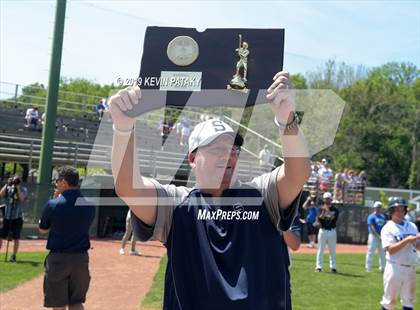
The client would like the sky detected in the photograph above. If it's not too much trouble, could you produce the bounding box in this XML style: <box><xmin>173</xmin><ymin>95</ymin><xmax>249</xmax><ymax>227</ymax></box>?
<box><xmin>0</xmin><ymin>0</ymin><xmax>419</xmax><ymax>91</ymax></box>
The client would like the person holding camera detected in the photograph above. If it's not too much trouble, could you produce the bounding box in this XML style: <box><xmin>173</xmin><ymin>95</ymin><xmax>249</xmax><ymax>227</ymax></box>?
<box><xmin>303</xmin><ymin>192</ymin><xmax>319</xmax><ymax>248</ymax></box>
<box><xmin>0</xmin><ymin>175</ymin><xmax>27</xmax><ymax>262</ymax></box>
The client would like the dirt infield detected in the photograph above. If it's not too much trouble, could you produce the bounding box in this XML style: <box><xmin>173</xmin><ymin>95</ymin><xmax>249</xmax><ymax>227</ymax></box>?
<box><xmin>0</xmin><ymin>239</ymin><xmax>166</xmax><ymax>310</ymax></box>
<box><xmin>0</xmin><ymin>240</ymin><xmax>366</xmax><ymax>309</ymax></box>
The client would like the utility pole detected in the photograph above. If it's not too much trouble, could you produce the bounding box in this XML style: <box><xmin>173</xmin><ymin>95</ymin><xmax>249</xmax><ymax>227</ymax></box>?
<box><xmin>38</xmin><ymin>0</ymin><xmax>67</xmax><ymax>184</ymax></box>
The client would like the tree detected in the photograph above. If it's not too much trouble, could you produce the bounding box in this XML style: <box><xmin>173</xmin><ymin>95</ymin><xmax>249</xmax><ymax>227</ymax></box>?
<box><xmin>319</xmin><ymin>61</ymin><xmax>419</xmax><ymax>188</ymax></box>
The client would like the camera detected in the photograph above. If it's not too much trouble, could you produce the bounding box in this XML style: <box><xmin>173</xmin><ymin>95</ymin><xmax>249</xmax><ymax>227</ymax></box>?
<box><xmin>7</xmin><ymin>176</ymin><xmax>21</xmax><ymax>186</ymax></box>
<box><xmin>12</xmin><ymin>176</ymin><xmax>21</xmax><ymax>186</ymax></box>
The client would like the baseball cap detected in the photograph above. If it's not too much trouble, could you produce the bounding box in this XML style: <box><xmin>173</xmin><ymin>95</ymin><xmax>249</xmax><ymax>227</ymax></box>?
<box><xmin>323</xmin><ymin>192</ymin><xmax>332</xmax><ymax>199</ymax></box>
<box><xmin>321</xmin><ymin>158</ymin><xmax>327</xmax><ymax>163</ymax></box>
<box><xmin>373</xmin><ymin>201</ymin><xmax>382</xmax><ymax>208</ymax></box>
<box><xmin>188</xmin><ymin>120</ymin><xmax>243</xmax><ymax>153</ymax></box>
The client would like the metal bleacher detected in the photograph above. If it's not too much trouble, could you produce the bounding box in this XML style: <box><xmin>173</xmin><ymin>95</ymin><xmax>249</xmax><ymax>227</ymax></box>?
<box><xmin>0</xmin><ymin>106</ymin><xmax>99</xmax><ymax>143</ymax></box>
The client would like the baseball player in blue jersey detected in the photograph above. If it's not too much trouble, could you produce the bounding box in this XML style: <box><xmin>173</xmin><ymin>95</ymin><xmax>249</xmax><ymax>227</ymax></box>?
<box><xmin>365</xmin><ymin>201</ymin><xmax>386</xmax><ymax>272</ymax></box>
<box><xmin>109</xmin><ymin>71</ymin><xmax>310</xmax><ymax>309</ymax></box>
<box><xmin>380</xmin><ymin>197</ymin><xmax>420</xmax><ymax>310</ymax></box>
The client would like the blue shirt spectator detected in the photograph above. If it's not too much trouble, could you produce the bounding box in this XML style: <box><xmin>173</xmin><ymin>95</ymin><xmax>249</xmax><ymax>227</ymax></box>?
<box><xmin>367</xmin><ymin>211</ymin><xmax>386</xmax><ymax>235</ymax></box>
<box><xmin>306</xmin><ymin>205</ymin><xmax>318</xmax><ymax>224</ymax></box>
<box><xmin>39</xmin><ymin>188</ymin><xmax>95</xmax><ymax>253</ymax></box>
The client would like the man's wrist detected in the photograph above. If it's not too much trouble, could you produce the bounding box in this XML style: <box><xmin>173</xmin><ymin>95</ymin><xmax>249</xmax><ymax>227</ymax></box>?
<box><xmin>274</xmin><ymin>112</ymin><xmax>299</xmax><ymax>132</ymax></box>
<box><xmin>113</xmin><ymin>124</ymin><xmax>135</xmax><ymax>135</ymax></box>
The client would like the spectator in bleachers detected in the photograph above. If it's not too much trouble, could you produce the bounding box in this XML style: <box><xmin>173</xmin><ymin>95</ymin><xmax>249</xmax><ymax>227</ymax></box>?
<box><xmin>358</xmin><ymin>171</ymin><xmax>367</xmax><ymax>187</ymax></box>
<box><xmin>258</xmin><ymin>144</ymin><xmax>271</xmax><ymax>167</ymax></box>
<box><xmin>333</xmin><ymin>169</ymin><xmax>345</xmax><ymax>202</ymax></box>
<box><xmin>353</xmin><ymin>171</ymin><xmax>367</xmax><ymax>205</ymax></box>
<box><xmin>304</xmin><ymin>161</ymin><xmax>367</xmax><ymax>205</ymax></box>
<box><xmin>305</xmin><ymin>163</ymin><xmax>319</xmax><ymax>193</ymax></box>
<box><xmin>320</xmin><ymin>158</ymin><xmax>327</xmax><ymax>169</ymax></box>
<box><xmin>180</xmin><ymin>118</ymin><xmax>191</xmax><ymax>146</ymax></box>
<box><xmin>318</xmin><ymin>160</ymin><xmax>333</xmax><ymax>193</ymax></box>
<box><xmin>344</xmin><ymin>170</ymin><xmax>356</xmax><ymax>203</ymax></box>
<box><xmin>159</xmin><ymin>119</ymin><xmax>172</xmax><ymax>149</ymax></box>
<box><xmin>175</xmin><ymin>121</ymin><xmax>183</xmax><ymax>137</ymax></box>
<box><xmin>310</xmin><ymin>162</ymin><xmax>319</xmax><ymax>179</ymax></box>
<box><xmin>24</xmin><ymin>106</ymin><xmax>41</xmax><ymax>128</ymax></box>
<box><xmin>41</xmin><ymin>112</ymin><xmax>46</xmax><ymax>127</ymax></box>
<box><xmin>95</xmin><ymin>98</ymin><xmax>108</xmax><ymax>120</ymax></box>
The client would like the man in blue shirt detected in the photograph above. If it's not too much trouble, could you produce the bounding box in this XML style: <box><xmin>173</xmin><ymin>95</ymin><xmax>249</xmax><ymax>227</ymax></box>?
<box><xmin>109</xmin><ymin>71</ymin><xmax>310</xmax><ymax>309</ymax></box>
<box><xmin>0</xmin><ymin>175</ymin><xmax>27</xmax><ymax>263</ymax></box>
<box><xmin>365</xmin><ymin>201</ymin><xmax>386</xmax><ymax>272</ymax></box>
<box><xmin>302</xmin><ymin>193</ymin><xmax>318</xmax><ymax>248</ymax></box>
<box><xmin>39</xmin><ymin>166</ymin><xmax>95</xmax><ymax>309</ymax></box>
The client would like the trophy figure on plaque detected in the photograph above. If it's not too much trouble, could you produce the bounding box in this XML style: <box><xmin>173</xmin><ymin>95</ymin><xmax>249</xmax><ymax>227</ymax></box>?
<box><xmin>228</xmin><ymin>34</ymin><xmax>250</xmax><ymax>92</ymax></box>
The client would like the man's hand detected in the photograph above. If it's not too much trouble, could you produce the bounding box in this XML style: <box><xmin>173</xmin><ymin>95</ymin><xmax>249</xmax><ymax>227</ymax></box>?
<box><xmin>109</xmin><ymin>86</ymin><xmax>141</xmax><ymax>131</ymax></box>
<box><xmin>266</xmin><ymin>71</ymin><xmax>295</xmax><ymax>125</ymax></box>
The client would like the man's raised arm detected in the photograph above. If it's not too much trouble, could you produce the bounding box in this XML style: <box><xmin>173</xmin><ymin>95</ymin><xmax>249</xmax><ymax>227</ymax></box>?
<box><xmin>109</xmin><ymin>86</ymin><xmax>157</xmax><ymax>226</ymax></box>
<box><xmin>267</xmin><ymin>71</ymin><xmax>311</xmax><ymax>209</ymax></box>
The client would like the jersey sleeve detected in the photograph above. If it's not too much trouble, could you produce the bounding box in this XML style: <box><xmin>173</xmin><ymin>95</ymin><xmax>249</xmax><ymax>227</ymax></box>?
<box><xmin>380</xmin><ymin>224</ymin><xmax>394</xmax><ymax>250</ymax></box>
<box><xmin>367</xmin><ymin>214</ymin><xmax>374</xmax><ymax>225</ymax></box>
<box><xmin>131</xmin><ymin>178</ymin><xmax>190</xmax><ymax>243</ymax></box>
<box><xmin>249</xmin><ymin>167</ymin><xmax>301</xmax><ymax>232</ymax></box>
<box><xmin>290</xmin><ymin>215</ymin><xmax>301</xmax><ymax>237</ymax></box>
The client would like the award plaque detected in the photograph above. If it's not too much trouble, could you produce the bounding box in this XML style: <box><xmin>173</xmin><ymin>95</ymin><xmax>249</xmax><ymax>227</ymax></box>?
<box><xmin>125</xmin><ymin>26</ymin><xmax>284</xmax><ymax>117</ymax></box>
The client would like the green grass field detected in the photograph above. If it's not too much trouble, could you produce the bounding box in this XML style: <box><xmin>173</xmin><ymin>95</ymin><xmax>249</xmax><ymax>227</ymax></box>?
<box><xmin>0</xmin><ymin>251</ymin><xmax>47</xmax><ymax>292</ymax></box>
<box><xmin>142</xmin><ymin>253</ymin><xmax>420</xmax><ymax>310</ymax></box>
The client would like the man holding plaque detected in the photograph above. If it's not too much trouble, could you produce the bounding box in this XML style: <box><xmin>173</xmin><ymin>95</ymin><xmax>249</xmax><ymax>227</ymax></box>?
<box><xmin>109</xmin><ymin>64</ymin><xmax>310</xmax><ymax>309</ymax></box>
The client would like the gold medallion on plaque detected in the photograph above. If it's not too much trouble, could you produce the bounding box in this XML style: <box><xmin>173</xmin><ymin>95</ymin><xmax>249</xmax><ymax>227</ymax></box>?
<box><xmin>167</xmin><ymin>36</ymin><xmax>199</xmax><ymax>66</ymax></box>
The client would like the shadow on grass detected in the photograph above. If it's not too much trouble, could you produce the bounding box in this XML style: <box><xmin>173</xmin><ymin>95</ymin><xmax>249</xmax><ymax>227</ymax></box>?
<box><xmin>1</xmin><ymin>260</ymin><xmax>42</xmax><ymax>267</ymax></box>
<box><xmin>139</xmin><ymin>254</ymin><xmax>162</xmax><ymax>259</ymax></box>
<box><xmin>333</xmin><ymin>272</ymin><xmax>365</xmax><ymax>278</ymax></box>
<box><xmin>292</xmin><ymin>256</ymin><xmax>370</xmax><ymax>268</ymax></box>
<box><xmin>15</xmin><ymin>260</ymin><xmax>42</xmax><ymax>267</ymax></box>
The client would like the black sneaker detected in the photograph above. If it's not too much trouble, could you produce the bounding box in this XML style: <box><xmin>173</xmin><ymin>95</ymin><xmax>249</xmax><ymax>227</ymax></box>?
<box><xmin>9</xmin><ymin>255</ymin><xmax>16</xmax><ymax>263</ymax></box>
<box><xmin>315</xmin><ymin>268</ymin><xmax>322</xmax><ymax>272</ymax></box>
<box><xmin>331</xmin><ymin>268</ymin><xmax>337</xmax><ymax>273</ymax></box>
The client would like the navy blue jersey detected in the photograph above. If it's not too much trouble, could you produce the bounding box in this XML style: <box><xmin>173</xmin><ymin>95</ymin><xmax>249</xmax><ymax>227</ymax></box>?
<box><xmin>133</xmin><ymin>168</ymin><xmax>300</xmax><ymax>310</ymax></box>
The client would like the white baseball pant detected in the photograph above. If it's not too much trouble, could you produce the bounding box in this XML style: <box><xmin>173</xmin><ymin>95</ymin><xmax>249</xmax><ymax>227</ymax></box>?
<box><xmin>380</xmin><ymin>263</ymin><xmax>416</xmax><ymax>309</ymax></box>
<box><xmin>365</xmin><ymin>233</ymin><xmax>386</xmax><ymax>272</ymax></box>
<box><xmin>316</xmin><ymin>228</ymin><xmax>337</xmax><ymax>270</ymax></box>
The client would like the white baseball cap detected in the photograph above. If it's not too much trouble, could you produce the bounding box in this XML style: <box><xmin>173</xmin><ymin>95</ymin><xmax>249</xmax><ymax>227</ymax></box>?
<box><xmin>373</xmin><ymin>201</ymin><xmax>382</xmax><ymax>208</ymax></box>
<box><xmin>323</xmin><ymin>192</ymin><xmax>332</xmax><ymax>199</ymax></box>
<box><xmin>188</xmin><ymin>120</ymin><xmax>243</xmax><ymax>153</ymax></box>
